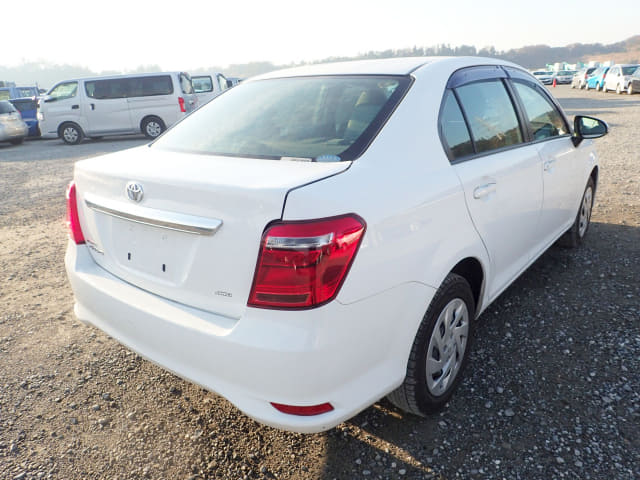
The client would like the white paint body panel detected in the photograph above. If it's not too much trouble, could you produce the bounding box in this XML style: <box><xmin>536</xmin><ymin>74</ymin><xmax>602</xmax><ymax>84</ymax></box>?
<box><xmin>66</xmin><ymin>57</ymin><xmax>601</xmax><ymax>432</ymax></box>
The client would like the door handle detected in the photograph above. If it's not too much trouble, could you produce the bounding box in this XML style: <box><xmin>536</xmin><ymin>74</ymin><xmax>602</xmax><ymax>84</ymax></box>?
<box><xmin>473</xmin><ymin>183</ymin><xmax>497</xmax><ymax>199</ymax></box>
<box><xmin>543</xmin><ymin>159</ymin><xmax>556</xmax><ymax>171</ymax></box>
<box><xmin>71</xmin><ymin>105</ymin><xmax>79</xmax><ymax>110</ymax></box>
<box><xmin>90</xmin><ymin>103</ymin><xmax>95</xmax><ymax>111</ymax></box>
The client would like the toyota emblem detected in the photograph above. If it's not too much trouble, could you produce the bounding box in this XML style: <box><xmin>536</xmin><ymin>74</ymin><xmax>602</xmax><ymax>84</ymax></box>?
<box><xmin>126</xmin><ymin>181</ymin><xmax>144</xmax><ymax>203</ymax></box>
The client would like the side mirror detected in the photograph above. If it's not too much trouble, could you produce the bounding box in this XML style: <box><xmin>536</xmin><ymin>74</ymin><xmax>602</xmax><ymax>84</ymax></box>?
<box><xmin>572</xmin><ymin>115</ymin><xmax>608</xmax><ymax>147</ymax></box>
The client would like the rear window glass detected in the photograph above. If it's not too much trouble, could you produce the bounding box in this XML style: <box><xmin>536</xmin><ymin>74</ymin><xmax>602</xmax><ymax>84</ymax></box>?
<box><xmin>9</xmin><ymin>99</ymin><xmax>37</xmax><ymax>112</ymax></box>
<box><xmin>193</xmin><ymin>76</ymin><xmax>213</xmax><ymax>93</ymax></box>
<box><xmin>455</xmin><ymin>80</ymin><xmax>523</xmax><ymax>154</ymax></box>
<box><xmin>439</xmin><ymin>91</ymin><xmax>473</xmax><ymax>160</ymax></box>
<box><xmin>622</xmin><ymin>66</ymin><xmax>639</xmax><ymax>75</ymax></box>
<box><xmin>153</xmin><ymin>75</ymin><xmax>411</xmax><ymax>161</ymax></box>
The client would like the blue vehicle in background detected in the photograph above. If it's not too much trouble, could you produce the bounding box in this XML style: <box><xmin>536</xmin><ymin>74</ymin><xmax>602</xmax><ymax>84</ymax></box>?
<box><xmin>0</xmin><ymin>86</ymin><xmax>40</xmax><ymax>101</ymax></box>
<box><xmin>9</xmin><ymin>97</ymin><xmax>40</xmax><ymax>136</ymax></box>
<box><xmin>585</xmin><ymin>67</ymin><xmax>610</xmax><ymax>91</ymax></box>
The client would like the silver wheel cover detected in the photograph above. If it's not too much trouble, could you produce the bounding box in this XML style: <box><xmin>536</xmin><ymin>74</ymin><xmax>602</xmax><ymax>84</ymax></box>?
<box><xmin>426</xmin><ymin>298</ymin><xmax>469</xmax><ymax>396</ymax></box>
<box><xmin>146</xmin><ymin>121</ymin><xmax>162</xmax><ymax>137</ymax></box>
<box><xmin>63</xmin><ymin>127</ymin><xmax>78</xmax><ymax>143</ymax></box>
<box><xmin>578</xmin><ymin>186</ymin><xmax>593</xmax><ymax>237</ymax></box>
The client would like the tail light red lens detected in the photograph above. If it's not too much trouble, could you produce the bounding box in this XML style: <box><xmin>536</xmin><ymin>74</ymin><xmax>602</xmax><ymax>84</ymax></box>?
<box><xmin>248</xmin><ymin>214</ymin><xmax>366</xmax><ymax>309</ymax></box>
<box><xmin>178</xmin><ymin>97</ymin><xmax>186</xmax><ymax>113</ymax></box>
<box><xmin>271</xmin><ymin>402</ymin><xmax>334</xmax><ymax>416</ymax></box>
<box><xmin>66</xmin><ymin>181</ymin><xmax>85</xmax><ymax>244</ymax></box>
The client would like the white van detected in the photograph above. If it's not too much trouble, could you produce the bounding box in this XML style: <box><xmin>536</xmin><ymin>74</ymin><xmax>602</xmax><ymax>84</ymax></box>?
<box><xmin>38</xmin><ymin>72</ymin><xmax>197</xmax><ymax>144</ymax></box>
<box><xmin>192</xmin><ymin>73</ymin><xmax>231</xmax><ymax>105</ymax></box>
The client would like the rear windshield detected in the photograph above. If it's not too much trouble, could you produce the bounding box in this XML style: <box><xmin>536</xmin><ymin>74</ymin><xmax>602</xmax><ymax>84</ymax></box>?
<box><xmin>153</xmin><ymin>75</ymin><xmax>411</xmax><ymax>161</ymax></box>
<box><xmin>622</xmin><ymin>66</ymin><xmax>639</xmax><ymax>75</ymax></box>
<box><xmin>0</xmin><ymin>101</ymin><xmax>17</xmax><ymax>114</ymax></box>
<box><xmin>9</xmin><ymin>99</ymin><xmax>37</xmax><ymax>112</ymax></box>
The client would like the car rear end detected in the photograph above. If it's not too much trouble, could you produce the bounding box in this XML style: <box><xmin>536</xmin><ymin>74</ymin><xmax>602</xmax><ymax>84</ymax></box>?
<box><xmin>0</xmin><ymin>100</ymin><xmax>28</xmax><ymax>143</ymax></box>
<box><xmin>64</xmin><ymin>70</ymin><xmax>436</xmax><ymax>432</ymax></box>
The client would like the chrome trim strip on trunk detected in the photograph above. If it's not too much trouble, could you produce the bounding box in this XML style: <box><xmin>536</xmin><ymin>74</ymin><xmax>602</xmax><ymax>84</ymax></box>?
<box><xmin>84</xmin><ymin>195</ymin><xmax>222</xmax><ymax>236</ymax></box>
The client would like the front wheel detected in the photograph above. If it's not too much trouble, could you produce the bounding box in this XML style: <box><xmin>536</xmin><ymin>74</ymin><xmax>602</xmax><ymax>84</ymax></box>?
<box><xmin>629</xmin><ymin>84</ymin><xmax>635</xmax><ymax>95</ymax></box>
<box><xmin>141</xmin><ymin>116</ymin><xmax>165</xmax><ymax>139</ymax></box>
<box><xmin>387</xmin><ymin>273</ymin><xmax>475</xmax><ymax>416</ymax></box>
<box><xmin>558</xmin><ymin>177</ymin><xmax>595</xmax><ymax>248</ymax></box>
<box><xmin>616</xmin><ymin>84</ymin><xmax>622</xmax><ymax>94</ymax></box>
<box><xmin>59</xmin><ymin>123</ymin><xmax>84</xmax><ymax>145</ymax></box>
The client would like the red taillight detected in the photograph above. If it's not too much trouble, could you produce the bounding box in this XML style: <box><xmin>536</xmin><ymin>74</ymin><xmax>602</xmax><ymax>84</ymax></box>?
<box><xmin>248</xmin><ymin>214</ymin><xmax>366</xmax><ymax>309</ymax></box>
<box><xmin>271</xmin><ymin>402</ymin><xmax>334</xmax><ymax>416</ymax></box>
<box><xmin>178</xmin><ymin>96</ymin><xmax>186</xmax><ymax>113</ymax></box>
<box><xmin>66</xmin><ymin>181</ymin><xmax>85</xmax><ymax>244</ymax></box>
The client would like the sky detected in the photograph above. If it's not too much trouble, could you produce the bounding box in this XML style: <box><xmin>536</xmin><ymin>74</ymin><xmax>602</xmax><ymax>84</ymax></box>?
<box><xmin>4</xmin><ymin>0</ymin><xmax>639</xmax><ymax>72</ymax></box>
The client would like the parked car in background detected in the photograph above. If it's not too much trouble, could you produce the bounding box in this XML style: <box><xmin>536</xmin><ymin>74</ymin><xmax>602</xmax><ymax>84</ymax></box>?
<box><xmin>65</xmin><ymin>56</ymin><xmax>608</xmax><ymax>433</ymax></box>
<box><xmin>38</xmin><ymin>72</ymin><xmax>198</xmax><ymax>144</ymax></box>
<box><xmin>192</xmin><ymin>73</ymin><xmax>230</xmax><ymax>105</ymax></box>
<box><xmin>627</xmin><ymin>67</ymin><xmax>640</xmax><ymax>94</ymax></box>
<box><xmin>0</xmin><ymin>86</ymin><xmax>40</xmax><ymax>101</ymax></box>
<box><xmin>585</xmin><ymin>67</ymin><xmax>610</xmax><ymax>91</ymax></box>
<box><xmin>9</xmin><ymin>97</ymin><xmax>40</xmax><ymax>136</ymax></box>
<box><xmin>571</xmin><ymin>67</ymin><xmax>597</xmax><ymax>89</ymax></box>
<box><xmin>0</xmin><ymin>100</ymin><xmax>29</xmax><ymax>145</ymax></box>
<box><xmin>552</xmin><ymin>70</ymin><xmax>575</xmax><ymax>84</ymax></box>
<box><xmin>532</xmin><ymin>70</ymin><xmax>553</xmax><ymax>85</ymax></box>
<box><xmin>603</xmin><ymin>64</ymin><xmax>640</xmax><ymax>93</ymax></box>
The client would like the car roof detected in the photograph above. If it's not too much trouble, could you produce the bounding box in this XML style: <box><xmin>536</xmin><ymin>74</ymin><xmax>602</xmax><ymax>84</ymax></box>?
<box><xmin>251</xmin><ymin>56</ymin><xmax>524</xmax><ymax>80</ymax></box>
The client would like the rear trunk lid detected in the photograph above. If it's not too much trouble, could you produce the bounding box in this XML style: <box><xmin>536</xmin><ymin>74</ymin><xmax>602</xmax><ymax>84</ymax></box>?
<box><xmin>74</xmin><ymin>146</ymin><xmax>350</xmax><ymax>319</ymax></box>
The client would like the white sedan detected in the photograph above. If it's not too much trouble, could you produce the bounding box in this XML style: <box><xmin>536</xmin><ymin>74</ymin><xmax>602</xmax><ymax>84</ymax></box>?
<box><xmin>65</xmin><ymin>57</ymin><xmax>607</xmax><ymax>433</ymax></box>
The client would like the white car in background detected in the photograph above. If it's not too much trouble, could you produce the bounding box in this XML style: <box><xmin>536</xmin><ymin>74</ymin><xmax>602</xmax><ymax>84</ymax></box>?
<box><xmin>192</xmin><ymin>72</ymin><xmax>231</xmax><ymax>104</ymax></box>
<box><xmin>65</xmin><ymin>57</ymin><xmax>607</xmax><ymax>433</ymax></box>
<box><xmin>602</xmin><ymin>64</ymin><xmax>640</xmax><ymax>93</ymax></box>
<box><xmin>531</xmin><ymin>70</ymin><xmax>553</xmax><ymax>85</ymax></box>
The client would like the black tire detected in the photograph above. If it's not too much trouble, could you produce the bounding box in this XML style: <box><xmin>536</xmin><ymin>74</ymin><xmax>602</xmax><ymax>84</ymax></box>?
<box><xmin>558</xmin><ymin>177</ymin><xmax>595</xmax><ymax>248</ymax></box>
<box><xmin>89</xmin><ymin>136</ymin><xmax>103</xmax><ymax>140</ymax></box>
<box><xmin>616</xmin><ymin>84</ymin><xmax>622</xmax><ymax>94</ymax></box>
<box><xmin>59</xmin><ymin>123</ymin><xmax>84</xmax><ymax>145</ymax></box>
<box><xmin>141</xmin><ymin>116</ymin><xmax>165</xmax><ymax>139</ymax></box>
<box><xmin>595</xmin><ymin>82</ymin><xmax>601</xmax><ymax>91</ymax></box>
<box><xmin>629</xmin><ymin>84</ymin><xmax>634</xmax><ymax>95</ymax></box>
<box><xmin>10</xmin><ymin>137</ymin><xmax>24</xmax><ymax>145</ymax></box>
<box><xmin>387</xmin><ymin>273</ymin><xmax>475</xmax><ymax>416</ymax></box>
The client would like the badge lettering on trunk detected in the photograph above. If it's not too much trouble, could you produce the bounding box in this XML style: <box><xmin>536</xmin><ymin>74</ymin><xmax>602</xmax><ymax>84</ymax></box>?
<box><xmin>126</xmin><ymin>181</ymin><xmax>144</xmax><ymax>203</ymax></box>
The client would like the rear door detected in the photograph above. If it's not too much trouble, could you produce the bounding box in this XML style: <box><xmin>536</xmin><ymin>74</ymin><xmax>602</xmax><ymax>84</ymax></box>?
<box><xmin>84</xmin><ymin>78</ymin><xmax>134</xmax><ymax>135</ymax></box>
<box><xmin>440</xmin><ymin>71</ymin><xmax>544</xmax><ymax>299</ymax></box>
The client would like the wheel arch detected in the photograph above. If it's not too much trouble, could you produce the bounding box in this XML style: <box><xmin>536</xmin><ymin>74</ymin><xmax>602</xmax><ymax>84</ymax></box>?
<box><xmin>590</xmin><ymin>165</ymin><xmax>599</xmax><ymax>194</ymax></box>
<box><xmin>450</xmin><ymin>257</ymin><xmax>485</xmax><ymax>317</ymax></box>
<box><xmin>57</xmin><ymin>121</ymin><xmax>83</xmax><ymax>138</ymax></box>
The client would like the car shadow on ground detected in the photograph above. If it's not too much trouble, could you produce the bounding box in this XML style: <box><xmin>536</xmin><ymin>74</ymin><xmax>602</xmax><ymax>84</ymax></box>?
<box><xmin>319</xmin><ymin>221</ymin><xmax>639</xmax><ymax>479</ymax></box>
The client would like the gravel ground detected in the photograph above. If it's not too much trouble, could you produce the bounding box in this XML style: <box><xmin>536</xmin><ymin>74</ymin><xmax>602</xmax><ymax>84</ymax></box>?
<box><xmin>1</xmin><ymin>85</ymin><xmax>638</xmax><ymax>480</ymax></box>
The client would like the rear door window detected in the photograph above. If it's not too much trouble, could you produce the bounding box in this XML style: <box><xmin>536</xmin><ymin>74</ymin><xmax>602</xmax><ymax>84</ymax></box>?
<box><xmin>455</xmin><ymin>80</ymin><xmax>523</xmax><ymax>154</ymax></box>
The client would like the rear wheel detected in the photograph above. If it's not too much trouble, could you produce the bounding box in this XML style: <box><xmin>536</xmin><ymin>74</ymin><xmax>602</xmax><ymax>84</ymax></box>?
<box><xmin>141</xmin><ymin>116</ymin><xmax>165</xmax><ymax>139</ymax></box>
<box><xmin>629</xmin><ymin>84</ymin><xmax>635</xmax><ymax>95</ymax></box>
<box><xmin>558</xmin><ymin>177</ymin><xmax>595</xmax><ymax>248</ymax></box>
<box><xmin>10</xmin><ymin>137</ymin><xmax>24</xmax><ymax>145</ymax></box>
<box><xmin>387</xmin><ymin>273</ymin><xmax>474</xmax><ymax>416</ymax></box>
<box><xmin>59</xmin><ymin>123</ymin><xmax>84</xmax><ymax>145</ymax></box>
<box><xmin>616</xmin><ymin>84</ymin><xmax>622</xmax><ymax>94</ymax></box>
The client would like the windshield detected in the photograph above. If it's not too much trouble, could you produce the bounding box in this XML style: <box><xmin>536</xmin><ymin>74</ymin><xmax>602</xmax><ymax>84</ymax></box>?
<box><xmin>153</xmin><ymin>75</ymin><xmax>411</xmax><ymax>161</ymax></box>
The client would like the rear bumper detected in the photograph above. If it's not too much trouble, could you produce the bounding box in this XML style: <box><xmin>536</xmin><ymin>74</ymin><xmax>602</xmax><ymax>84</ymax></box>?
<box><xmin>65</xmin><ymin>242</ymin><xmax>433</xmax><ymax>433</ymax></box>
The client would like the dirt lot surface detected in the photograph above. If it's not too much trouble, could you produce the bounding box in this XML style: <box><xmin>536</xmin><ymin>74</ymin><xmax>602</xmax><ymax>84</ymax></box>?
<box><xmin>1</xmin><ymin>86</ymin><xmax>639</xmax><ymax>480</ymax></box>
